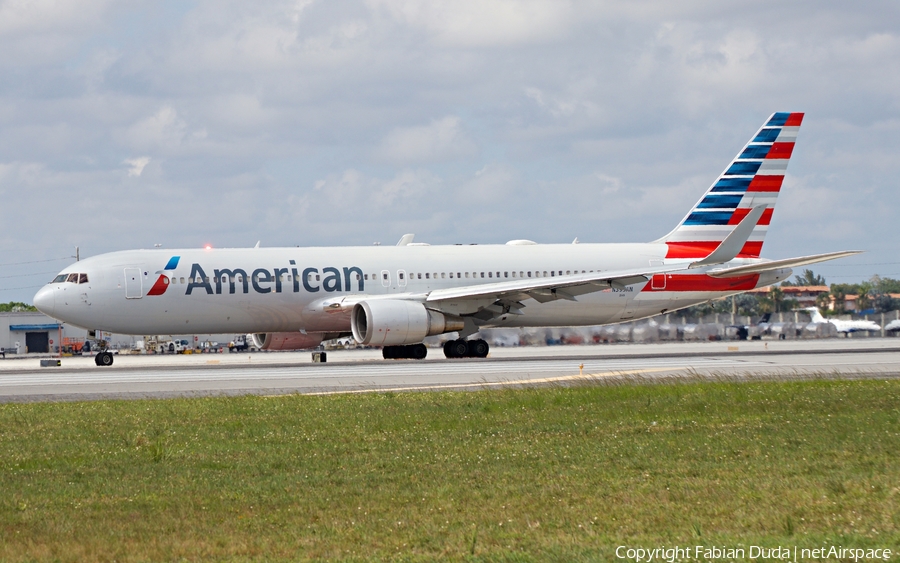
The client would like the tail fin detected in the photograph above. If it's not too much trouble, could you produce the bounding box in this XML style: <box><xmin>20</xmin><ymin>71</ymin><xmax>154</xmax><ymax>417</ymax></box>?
<box><xmin>805</xmin><ymin>307</ymin><xmax>826</xmax><ymax>323</ymax></box>
<box><xmin>657</xmin><ymin>112</ymin><xmax>804</xmax><ymax>259</ymax></box>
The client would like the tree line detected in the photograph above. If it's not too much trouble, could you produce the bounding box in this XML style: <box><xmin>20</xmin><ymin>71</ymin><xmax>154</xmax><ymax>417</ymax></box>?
<box><xmin>685</xmin><ymin>269</ymin><xmax>900</xmax><ymax>318</ymax></box>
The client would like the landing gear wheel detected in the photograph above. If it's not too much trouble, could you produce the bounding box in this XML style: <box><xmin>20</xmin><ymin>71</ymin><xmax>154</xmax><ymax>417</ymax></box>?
<box><xmin>468</xmin><ymin>339</ymin><xmax>489</xmax><ymax>358</ymax></box>
<box><xmin>383</xmin><ymin>344</ymin><xmax>428</xmax><ymax>360</ymax></box>
<box><xmin>95</xmin><ymin>352</ymin><xmax>113</xmax><ymax>366</ymax></box>
<box><xmin>451</xmin><ymin>339</ymin><xmax>469</xmax><ymax>358</ymax></box>
<box><xmin>411</xmin><ymin>343</ymin><xmax>427</xmax><ymax>360</ymax></box>
<box><xmin>445</xmin><ymin>338</ymin><xmax>476</xmax><ymax>358</ymax></box>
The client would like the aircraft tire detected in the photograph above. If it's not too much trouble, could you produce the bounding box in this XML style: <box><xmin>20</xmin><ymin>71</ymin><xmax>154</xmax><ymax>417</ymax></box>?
<box><xmin>411</xmin><ymin>343</ymin><xmax>427</xmax><ymax>360</ymax></box>
<box><xmin>468</xmin><ymin>339</ymin><xmax>489</xmax><ymax>358</ymax></box>
<box><xmin>444</xmin><ymin>339</ymin><xmax>468</xmax><ymax>358</ymax></box>
<box><xmin>97</xmin><ymin>352</ymin><xmax>114</xmax><ymax>366</ymax></box>
<box><xmin>443</xmin><ymin>340</ymin><xmax>457</xmax><ymax>358</ymax></box>
<box><xmin>383</xmin><ymin>344</ymin><xmax>427</xmax><ymax>360</ymax></box>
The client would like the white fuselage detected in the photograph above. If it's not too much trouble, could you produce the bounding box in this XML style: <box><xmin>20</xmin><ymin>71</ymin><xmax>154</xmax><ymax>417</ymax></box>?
<box><xmin>33</xmin><ymin>243</ymin><xmax>783</xmax><ymax>336</ymax></box>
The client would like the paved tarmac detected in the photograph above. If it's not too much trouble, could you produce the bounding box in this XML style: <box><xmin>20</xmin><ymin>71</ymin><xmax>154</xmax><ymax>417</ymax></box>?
<box><xmin>1</xmin><ymin>339</ymin><xmax>898</xmax><ymax>402</ymax></box>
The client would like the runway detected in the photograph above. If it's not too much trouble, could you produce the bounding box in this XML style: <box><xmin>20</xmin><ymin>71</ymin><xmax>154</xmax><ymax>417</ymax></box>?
<box><xmin>1</xmin><ymin>339</ymin><xmax>899</xmax><ymax>402</ymax></box>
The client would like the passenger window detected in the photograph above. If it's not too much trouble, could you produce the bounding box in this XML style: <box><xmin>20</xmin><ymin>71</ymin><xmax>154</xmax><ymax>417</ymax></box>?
<box><xmin>449</xmin><ymin>272</ymin><xmax>454</xmax><ymax>278</ymax></box>
<box><xmin>520</xmin><ymin>272</ymin><xmax>524</xmax><ymax>278</ymax></box>
<box><xmin>356</xmin><ymin>274</ymin><xmax>361</xmax><ymax>281</ymax></box>
<box><xmin>457</xmin><ymin>272</ymin><xmax>461</xmax><ymax>278</ymax></box>
<box><xmin>551</xmin><ymin>271</ymin><xmax>555</xmax><ymax>277</ymax></box>
<box><xmin>418</xmin><ymin>273</ymin><xmax>422</xmax><ymax>279</ymax></box>
<box><xmin>441</xmin><ymin>273</ymin><xmax>446</xmax><ymax>279</ymax></box>
<box><xmin>528</xmin><ymin>272</ymin><xmax>532</xmax><ymax>277</ymax></box>
<box><xmin>465</xmin><ymin>272</ymin><xmax>469</xmax><ymax>278</ymax></box>
<box><xmin>504</xmin><ymin>272</ymin><xmax>508</xmax><ymax>278</ymax></box>
<box><xmin>364</xmin><ymin>274</ymin><xmax>368</xmax><ymax>280</ymax></box>
<box><xmin>488</xmin><ymin>272</ymin><xmax>493</xmax><ymax>278</ymax></box>
<box><xmin>426</xmin><ymin>273</ymin><xmax>430</xmax><ymax>279</ymax></box>
<box><xmin>480</xmin><ymin>272</ymin><xmax>484</xmax><ymax>278</ymax></box>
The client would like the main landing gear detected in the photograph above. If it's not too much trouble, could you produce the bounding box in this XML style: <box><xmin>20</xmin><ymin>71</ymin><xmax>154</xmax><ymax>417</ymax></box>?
<box><xmin>443</xmin><ymin>338</ymin><xmax>489</xmax><ymax>359</ymax></box>
<box><xmin>381</xmin><ymin>339</ymin><xmax>491</xmax><ymax>360</ymax></box>
<box><xmin>382</xmin><ymin>343</ymin><xmax>428</xmax><ymax>360</ymax></box>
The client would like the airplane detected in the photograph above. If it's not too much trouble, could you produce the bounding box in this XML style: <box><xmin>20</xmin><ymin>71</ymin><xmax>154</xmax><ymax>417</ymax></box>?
<box><xmin>34</xmin><ymin>112</ymin><xmax>862</xmax><ymax>366</ymax></box>
<box><xmin>802</xmin><ymin>307</ymin><xmax>881</xmax><ymax>334</ymax></box>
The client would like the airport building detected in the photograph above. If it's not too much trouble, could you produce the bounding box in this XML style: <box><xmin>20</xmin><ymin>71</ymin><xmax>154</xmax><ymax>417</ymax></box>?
<box><xmin>0</xmin><ymin>312</ymin><xmax>80</xmax><ymax>355</ymax></box>
<box><xmin>0</xmin><ymin>312</ymin><xmax>232</xmax><ymax>355</ymax></box>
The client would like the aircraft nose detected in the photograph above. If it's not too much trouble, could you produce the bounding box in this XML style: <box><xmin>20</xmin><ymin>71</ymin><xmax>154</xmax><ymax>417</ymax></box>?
<box><xmin>33</xmin><ymin>285</ymin><xmax>56</xmax><ymax>317</ymax></box>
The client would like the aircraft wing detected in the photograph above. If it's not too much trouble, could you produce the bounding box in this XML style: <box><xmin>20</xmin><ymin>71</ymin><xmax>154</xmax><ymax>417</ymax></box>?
<box><xmin>425</xmin><ymin>261</ymin><xmax>693</xmax><ymax>305</ymax></box>
<box><xmin>706</xmin><ymin>250</ymin><xmax>862</xmax><ymax>278</ymax></box>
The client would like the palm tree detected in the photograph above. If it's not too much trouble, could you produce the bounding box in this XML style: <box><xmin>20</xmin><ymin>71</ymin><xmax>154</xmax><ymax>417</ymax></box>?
<box><xmin>769</xmin><ymin>286</ymin><xmax>785</xmax><ymax>313</ymax></box>
<box><xmin>856</xmin><ymin>282</ymin><xmax>873</xmax><ymax>312</ymax></box>
<box><xmin>815</xmin><ymin>291</ymin><xmax>832</xmax><ymax>311</ymax></box>
<box><xmin>830</xmin><ymin>286</ymin><xmax>847</xmax><ymax>314</ymax></box>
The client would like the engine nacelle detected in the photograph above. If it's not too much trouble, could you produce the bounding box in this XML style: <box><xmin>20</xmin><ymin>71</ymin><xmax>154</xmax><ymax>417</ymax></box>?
<box><xmin>351</xmin><ymin>300</ymin><xmax>465</xmax><ymax>346</ymax></box>
<box><xmin>251</xmin><ymin>332</ymin><xmax>326</xmax><ymax>351</ymax></box>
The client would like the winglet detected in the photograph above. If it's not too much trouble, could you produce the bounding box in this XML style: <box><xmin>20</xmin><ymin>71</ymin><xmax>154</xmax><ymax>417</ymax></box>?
<box><xmin>689</xmin><ymin>205</ymin><xmax>766</xmax><ymax>268</ymax></box>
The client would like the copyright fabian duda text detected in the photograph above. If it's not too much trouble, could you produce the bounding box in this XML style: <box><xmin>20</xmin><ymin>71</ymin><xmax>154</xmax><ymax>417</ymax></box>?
<box><xmin>615</xmin><ymin>544</ymin><xmax>893</xmax><ymax>562</ymax></box>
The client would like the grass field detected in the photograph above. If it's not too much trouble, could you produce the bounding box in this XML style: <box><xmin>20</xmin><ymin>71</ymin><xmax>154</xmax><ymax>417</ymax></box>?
<box><xmin>1</xmin><ymin>378</ymin><xmax>899</xmax><ymax>562</ymax></box>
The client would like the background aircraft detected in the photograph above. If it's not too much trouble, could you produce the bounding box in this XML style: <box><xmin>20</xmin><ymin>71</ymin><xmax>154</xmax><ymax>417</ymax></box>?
<box><xmin>802</xmin><ymin>307</ymin><xmax>881</xmax><ymax>334</ymax></box>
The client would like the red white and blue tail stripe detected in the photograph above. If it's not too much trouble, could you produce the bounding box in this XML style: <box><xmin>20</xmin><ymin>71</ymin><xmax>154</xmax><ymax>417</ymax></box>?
<box><xmin>657</xmin><ymin>112</ymin><xmax>803</xmax><ymax>259</ymax></box>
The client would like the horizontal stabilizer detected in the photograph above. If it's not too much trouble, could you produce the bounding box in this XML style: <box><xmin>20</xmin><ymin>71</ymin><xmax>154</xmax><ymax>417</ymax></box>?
<box><xmin>707</xmin><ymin>250</ymin><xmax>863</xmax><ymax>278</ymax></box>
<box><xmin>690</xmin><ymin>205</ymin><xmax>766</xmax><ymax>268</ymax></box>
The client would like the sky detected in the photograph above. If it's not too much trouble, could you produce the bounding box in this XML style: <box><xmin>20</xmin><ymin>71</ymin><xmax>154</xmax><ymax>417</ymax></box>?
<box><xmin>1</xmin><ymin>0</ymin><xmax>899</xmax><ymax>303</ymax></box>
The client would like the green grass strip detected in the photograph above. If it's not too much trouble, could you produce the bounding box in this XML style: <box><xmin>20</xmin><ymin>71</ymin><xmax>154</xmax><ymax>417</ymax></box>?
<box><xmin>1</xmin><ymin>379</ymin><xmax>899</xmax><ymax>561</ymax></box>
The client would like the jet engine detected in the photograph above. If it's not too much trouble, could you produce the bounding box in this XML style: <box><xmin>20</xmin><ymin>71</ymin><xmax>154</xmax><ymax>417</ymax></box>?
<box><xmin>251</xmin><ymin>332</ymin><xmax>327</xmax><ymax>351</ymax></box>
<box><xmin>351</xmin><ymin>300</ymin><xmax>465</xmax><ymax>346</ymax></box>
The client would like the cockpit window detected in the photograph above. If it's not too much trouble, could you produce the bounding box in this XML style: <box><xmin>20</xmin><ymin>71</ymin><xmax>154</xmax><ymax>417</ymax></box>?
<box><xmin>56</xmin><ymin>273</ymin><xmax>89</xmax><ymax>284</ymax></box>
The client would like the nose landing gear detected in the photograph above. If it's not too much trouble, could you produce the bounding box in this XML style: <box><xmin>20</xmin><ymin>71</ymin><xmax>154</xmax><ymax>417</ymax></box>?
<box><xmin>94</xmin><ymin>351</ymin><xmax>114</xmax><ymax>366</ymax></box>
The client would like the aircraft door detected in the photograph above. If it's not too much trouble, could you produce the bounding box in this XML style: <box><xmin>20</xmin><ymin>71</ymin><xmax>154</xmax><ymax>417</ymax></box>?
<box><xmin>124</xmin><ymin>267</ymin><xmax>142</xmax><ymax>299</ymax></box>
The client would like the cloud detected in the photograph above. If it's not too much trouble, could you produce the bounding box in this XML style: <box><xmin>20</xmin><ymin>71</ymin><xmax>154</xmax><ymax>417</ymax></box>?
<box><xmin>375</xmin><ymin>116</ymin><xmax>476</xmax><ymax>163</ymax></box>
<box><xmin>0</xmin><ymin>0</ymin><xmax>115</xmax><ymax>36</ymax></box>
<box><xmin>365</xmin><ymin>0</ymin><xmax>576</xmax><ymax>46</ymax></box>
<box><xmin>3</xmin><ymin>0</ymin><xmax>900</xmax><ymax>301</ymax></box>
<box><xmin>124</xmin><ymin>156</ymin><xmax>151</xmax><ymax>177</ymax></box>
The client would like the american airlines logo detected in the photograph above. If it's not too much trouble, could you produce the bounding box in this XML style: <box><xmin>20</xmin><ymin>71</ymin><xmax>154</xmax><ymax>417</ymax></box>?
<box><xmin>147</xmin><ymin>256</ymin><xmax>181</xmax><ymax>296</ymax></box>
<box><xmin>183</xmin><ymin>261</ymin><xmax>365</xmax><ymax>295</ymax></box>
